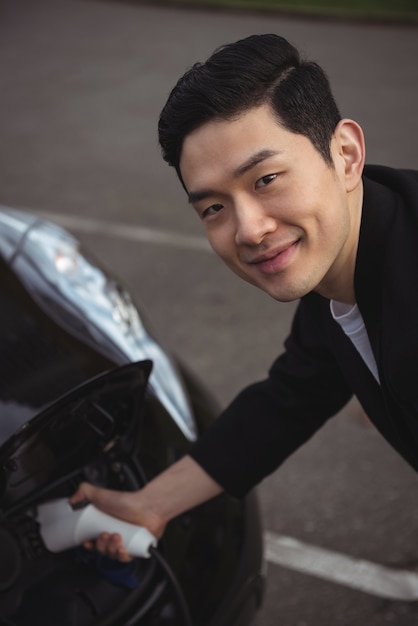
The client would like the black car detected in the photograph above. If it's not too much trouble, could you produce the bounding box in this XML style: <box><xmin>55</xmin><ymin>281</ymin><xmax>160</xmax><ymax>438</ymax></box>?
<box><xmin>0</xmin><ymin>206</ymin><xmax>265</xmax><ymax>626</ymax></box>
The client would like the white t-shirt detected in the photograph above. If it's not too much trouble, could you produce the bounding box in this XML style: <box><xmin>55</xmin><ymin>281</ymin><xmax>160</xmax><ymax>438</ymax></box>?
<box><xmin>330</xmin><ymin>300</ymin><xmax>380</xmax><ymax>384</ymax></box>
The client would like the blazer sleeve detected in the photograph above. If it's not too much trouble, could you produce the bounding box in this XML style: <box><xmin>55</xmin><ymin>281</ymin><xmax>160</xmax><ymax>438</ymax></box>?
<box><xmin>189</xmin><ymin>293</ymin><xmax>353</xmax><ymax>497</ymax></box>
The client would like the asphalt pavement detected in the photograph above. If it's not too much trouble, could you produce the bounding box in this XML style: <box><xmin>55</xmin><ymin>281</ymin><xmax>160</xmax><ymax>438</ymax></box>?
<box><xmin>1</xmin><ymin>1</ymin><xmax>418</xmax><ymax>624</ymax></box>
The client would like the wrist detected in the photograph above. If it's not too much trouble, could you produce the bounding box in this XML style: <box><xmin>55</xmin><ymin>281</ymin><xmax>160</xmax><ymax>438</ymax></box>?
<box><xmin>132</xmin><ymin>485</ymin><xmax>170</xmax><ymax>539</ymax></box>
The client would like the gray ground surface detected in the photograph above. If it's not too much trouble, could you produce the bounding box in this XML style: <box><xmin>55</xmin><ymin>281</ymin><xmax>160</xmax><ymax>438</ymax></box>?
<box><xmin>1</xmin><ymin>1</ymin><xmax>418</xmax><ymax>624</ymax></box>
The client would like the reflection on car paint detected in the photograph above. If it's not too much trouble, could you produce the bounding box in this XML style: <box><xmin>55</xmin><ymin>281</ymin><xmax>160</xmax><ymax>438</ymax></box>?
<box><xmin>0</xmin><ymin>207</ymin><xmax>197</xmax><ymax>441</ymax></box>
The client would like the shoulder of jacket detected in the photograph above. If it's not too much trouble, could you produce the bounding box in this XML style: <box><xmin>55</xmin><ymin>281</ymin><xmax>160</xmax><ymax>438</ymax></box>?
<box><xmin>364</xmin><ymin>164</ymin><xmax>418</xmax><ymax>187</ymax></box>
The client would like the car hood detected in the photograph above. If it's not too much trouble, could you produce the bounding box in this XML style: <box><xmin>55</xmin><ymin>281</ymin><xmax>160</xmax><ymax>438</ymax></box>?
<box><xmin>0</xmin><ymin>206</ymin><xmax>197</xmax><ymax>445</ymax></box>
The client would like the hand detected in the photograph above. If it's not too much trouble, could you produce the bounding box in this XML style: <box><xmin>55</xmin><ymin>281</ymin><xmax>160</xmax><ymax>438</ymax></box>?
<box><xmin>69</xmin><ymin>456</ymin><xmax>222</xmax><ymax>561</ymax></box>
<box><xmin>70</xmin><ymin>482</ymin><xmax>165</xmax><ymax>562</ymax></box>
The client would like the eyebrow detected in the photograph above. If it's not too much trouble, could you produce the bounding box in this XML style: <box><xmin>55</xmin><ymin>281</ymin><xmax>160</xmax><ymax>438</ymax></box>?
<box><xmin>232</xmin><ymin>148</ymin><xmax>279</xmax><ymax>178</ymax></box>
<box><xmin>188</xmin><ymin>149</ymin><xmax>280</xmax><ymax>205</ymax></box>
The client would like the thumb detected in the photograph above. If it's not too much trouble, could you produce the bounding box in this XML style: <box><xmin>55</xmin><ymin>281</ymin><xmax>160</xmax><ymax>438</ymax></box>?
<box><xmin>69</xmin><ymin>481</ymin><xmax>100</xmax><ymax>507</ymax></box>
<box><xmin>69</xmin><ymin>482</ymin><xmax>135</xmax><ymax>522</ymax></box>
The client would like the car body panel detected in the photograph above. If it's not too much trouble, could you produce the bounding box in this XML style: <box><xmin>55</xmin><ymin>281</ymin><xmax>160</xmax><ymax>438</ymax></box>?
<box><xmin>0</xmin><ymin>205</ymin><xmax>265</xmax><ymax>625</ymax></box>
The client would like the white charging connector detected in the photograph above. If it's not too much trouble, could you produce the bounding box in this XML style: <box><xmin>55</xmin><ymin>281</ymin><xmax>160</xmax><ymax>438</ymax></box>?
<box><xmin>37</xmin><ymin>498</ymin><xmax>157</xmax><ymax>558</ymax></box>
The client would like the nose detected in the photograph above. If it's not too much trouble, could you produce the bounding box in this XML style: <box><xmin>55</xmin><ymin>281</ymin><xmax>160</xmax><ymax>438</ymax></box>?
<box><xmin>234</xmin><ymin>198</ymin><xmax>277</xmax><ymax>246</ymax></box>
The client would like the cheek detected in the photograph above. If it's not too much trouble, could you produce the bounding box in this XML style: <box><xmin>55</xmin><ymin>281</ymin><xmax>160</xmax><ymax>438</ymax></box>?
<box><xmin>206</xmin><ymin>226</ymin><xmax>236</xmax><ymax>262</ymax></box>
<box><xmin>314</xmin><ymin>207</ymin><xmax>351</xmax><ymax>263</ymax></box>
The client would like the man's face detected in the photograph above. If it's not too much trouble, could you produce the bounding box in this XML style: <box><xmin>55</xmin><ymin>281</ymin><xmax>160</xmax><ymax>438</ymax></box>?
<box><xmin>180</xmin><ymin>104</ymin><xmax>362</xmax><ymax>303</ymax></box>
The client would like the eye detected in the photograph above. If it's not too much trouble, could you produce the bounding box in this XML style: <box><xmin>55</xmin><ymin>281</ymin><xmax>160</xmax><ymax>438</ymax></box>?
<box><xmin>255</xmin><ymin>173</ymin><xmax>277</xmax><ymax>189</ymax></box>
<box><xmin>202</xmin><ymin>203</ymin><xmax>224</xmax><ymax>219</ymax></box>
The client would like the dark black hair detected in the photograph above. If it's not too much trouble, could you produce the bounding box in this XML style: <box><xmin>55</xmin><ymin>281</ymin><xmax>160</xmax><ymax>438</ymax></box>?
<box><xmin>158</xmin><ymin>34</ymin><xmax>341</xmax><ymax>181</ymax></box>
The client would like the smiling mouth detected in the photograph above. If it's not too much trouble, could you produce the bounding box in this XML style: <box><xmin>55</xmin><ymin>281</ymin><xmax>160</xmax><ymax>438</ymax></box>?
<box><xmin>247</xmin><ymin>240</ymin><xmax>299</xmax><ymax>274</ymax></box>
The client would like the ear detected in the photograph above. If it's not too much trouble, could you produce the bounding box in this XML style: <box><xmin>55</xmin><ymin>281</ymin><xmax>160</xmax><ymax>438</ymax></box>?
<box><xmin>333</xmin><ymin>119</ymin><xmax>365</xmax><ymax>192</ymax></box>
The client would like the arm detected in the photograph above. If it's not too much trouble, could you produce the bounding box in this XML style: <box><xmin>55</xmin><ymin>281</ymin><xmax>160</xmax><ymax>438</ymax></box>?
<box><xmin>190</xmin><ymin>294</ymin><xmax>353</xmax><ymax>497</ymax></box>
<box><xmin>70</xmin><ymin>454</ymin><xmax>223</xmax><ymax>561</ymax></box>
<box><xmin>71</xmin><ymin>294</ymin><xmax>349</xmax><ymax>558</ymax></box>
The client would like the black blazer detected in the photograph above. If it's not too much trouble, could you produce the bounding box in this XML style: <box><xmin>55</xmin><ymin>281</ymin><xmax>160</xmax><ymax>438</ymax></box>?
<box><xmin>190</xmin><ymin>165</ymin><xmax>418</xmax><ymax>497</ymax></box>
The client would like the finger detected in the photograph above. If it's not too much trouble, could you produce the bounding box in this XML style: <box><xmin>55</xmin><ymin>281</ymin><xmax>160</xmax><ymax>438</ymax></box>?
<box><xmin>95</xmin><ymin>533</ymin><xmax>134</xmax><ymax>562</ymax></box>
<box><xmin>69</xmin><ymin>481</ymin><xmax>93</xmax><ymax>505</ymax></box>
<box><xmin>108</xmin><ymin>534</ymin><xmax>134</xmax><ymax>563</ymax></box>
<box><xmin>95</xmin><ymin>532</ymin><xmax>111</xmax><ymax>555</ymax></box>
<box><xmin>115</xmin><ymin>548</ymin><xmax>133</xmax><ymax>563</ymax></box>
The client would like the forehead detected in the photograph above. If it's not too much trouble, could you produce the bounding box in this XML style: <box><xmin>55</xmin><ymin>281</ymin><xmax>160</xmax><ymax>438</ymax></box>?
<box><xmin>181</xmin><ymin>105</ymin><xmax>282</xmax><ymax>160</ymax></box>
<box><xmin>179</xmin><ymin>104</ymin><xmax>313</xmax><ymax>189</ymax></box>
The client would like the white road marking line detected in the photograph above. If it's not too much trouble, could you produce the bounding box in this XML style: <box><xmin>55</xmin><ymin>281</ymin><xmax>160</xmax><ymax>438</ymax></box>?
<box><xmin>35</xmin><ymin>211</ymin><xmax>212</xmax><ymax>253</ymax></box>
<box><xmin>264</xmin><ymin>531</ymin><xmax>418</xmax><ymax>601</ymax></box>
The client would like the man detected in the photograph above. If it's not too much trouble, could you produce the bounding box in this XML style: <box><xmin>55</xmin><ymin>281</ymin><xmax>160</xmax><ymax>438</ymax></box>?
<box><xmin>72</xmin><ymin>34</ymin><xmax>418</xmax><ymax>561</ymax></box>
